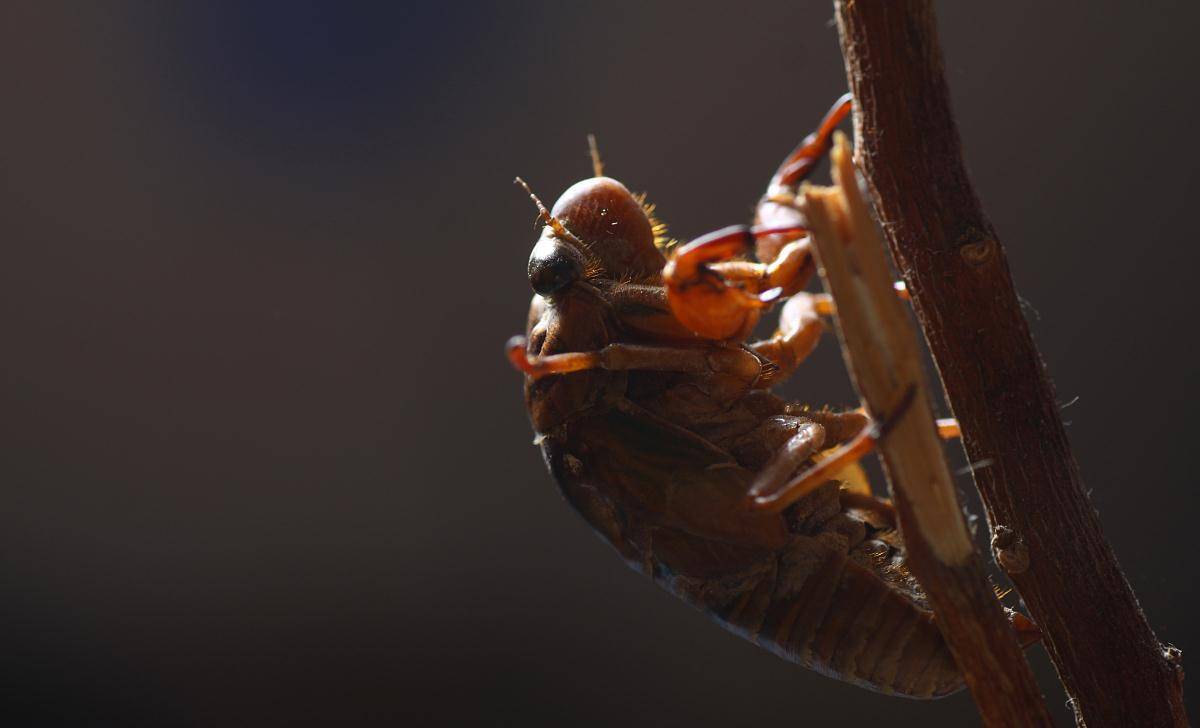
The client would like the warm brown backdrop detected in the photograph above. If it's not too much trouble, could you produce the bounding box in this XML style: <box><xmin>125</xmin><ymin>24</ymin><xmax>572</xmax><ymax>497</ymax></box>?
<box><xmin>2</xmin><ymin>2</ymin><xmax>1197</xmax><ymax>725</ymax></box>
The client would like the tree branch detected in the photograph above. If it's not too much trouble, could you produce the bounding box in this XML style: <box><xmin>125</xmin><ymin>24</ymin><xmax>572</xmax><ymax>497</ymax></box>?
<box><xmin>803</xmin><ymin>134</ymin><xmax>1052</xmax><ymax>727</ymax></box>
<box><xmin>832</xmin><ymin>1</ymin><xmax>1188</xmax><ymax>725</ymax></box>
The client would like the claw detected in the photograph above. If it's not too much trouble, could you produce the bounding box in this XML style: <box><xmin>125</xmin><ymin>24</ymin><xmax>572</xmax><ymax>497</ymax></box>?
<box><xmin>662</xmin><ymin>93</ymin><xmax>851</xmax><ymax>343</ymax></box>
<box><xmin>663</xmin><ymin>226</ymin><xmax>807</xmax><ymax>341</ymax></box>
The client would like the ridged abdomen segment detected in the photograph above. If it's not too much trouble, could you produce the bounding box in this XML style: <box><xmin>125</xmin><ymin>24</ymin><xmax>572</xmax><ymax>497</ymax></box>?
<box><xmin>718</xmin><ymin>532</ymin><xmax>963</xmax><ymax>699</ymax></box>
<box><xmin>539</xmin><ymin>412</ymin><xmax>963</xmax><ymax>699</ymax></box>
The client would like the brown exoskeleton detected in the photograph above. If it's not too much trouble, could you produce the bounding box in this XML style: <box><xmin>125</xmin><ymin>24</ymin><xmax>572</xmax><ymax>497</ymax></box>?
<box><xmin>506</xmin><ymin>96</ymin><xmax>1034</xmax><ymax>698</ymax></box>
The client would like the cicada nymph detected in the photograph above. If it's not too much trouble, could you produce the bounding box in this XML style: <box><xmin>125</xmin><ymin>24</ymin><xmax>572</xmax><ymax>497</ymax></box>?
<box><xmin>506</xmin><ymin>96</ymin><xmax>1034</xmax><ymax>697</ymax></box>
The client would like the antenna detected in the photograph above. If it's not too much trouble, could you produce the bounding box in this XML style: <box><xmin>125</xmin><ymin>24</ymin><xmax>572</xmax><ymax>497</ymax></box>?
<box><xmin>513</xmin><ymin>177</ymin><xmax>583</xmax><ymax>246</ymax></box>
<box><xmin>587</xmin><ymin>134</ymin><xmax>604</xmax><ymax>178</ymax></box>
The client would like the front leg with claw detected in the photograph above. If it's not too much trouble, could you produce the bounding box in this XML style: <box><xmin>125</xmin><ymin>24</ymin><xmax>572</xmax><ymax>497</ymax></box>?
<box><xmin>662</xmin><ymin>224</ymin><xmax>811</xmax><ymax>341</ymax></box>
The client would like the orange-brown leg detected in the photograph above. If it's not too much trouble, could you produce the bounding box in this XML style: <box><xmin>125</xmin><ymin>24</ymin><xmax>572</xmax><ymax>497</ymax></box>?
<box><xmin>751</xmin><ymin>292</ymin><xmax>825</xmax><ymax>387</ymax></box>
<box><xmin>752</xmin><ymin>282</ymin><xmax>914</xmax><ymax>388</ymax></box>
<box><xmin>661</xmin><ymin>224</ymin><xmax>809</xmax><ymax>341</ymax></box>
<box><xmin>748</xmin><ymin>409</ymin><xmax>961</xmax><ymax>513</ymax></box>
<box><xmin>755</xmin><ymin>93</ymin><xmax>853</xmax><ymax>264</ymax></box>
<box><xmin>506</xmin><ymin>335</ymin><xmax>766</xmax><ymax>384</ymax></box>
<box><xmin>663</xmin><ymin>94</ymin><xmax>854</xmax><ymax>341</ymax></box>
<box><xmin>749</xmin><ymin>423</ymin><xmax>878</xmax><ymax>512</ymax></box>
<box><xmin>750</xmin><ymin>421</ymin><xmax>827</xmax><ymax>501</ymax></box>
<box><xmin>770</xmin><ymin>92</ymin><xmax>854</xmax><ymax>190</ymax></box>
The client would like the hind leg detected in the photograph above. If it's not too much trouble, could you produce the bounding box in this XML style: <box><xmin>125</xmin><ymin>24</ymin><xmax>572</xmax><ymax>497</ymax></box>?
<box><xmin>749</xmin><ymin>406</ymin><xmax>962</xmax><ymax>513</ymax></box>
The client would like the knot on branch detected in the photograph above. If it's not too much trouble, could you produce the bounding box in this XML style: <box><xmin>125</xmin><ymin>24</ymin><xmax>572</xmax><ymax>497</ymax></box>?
<box><xmin>991</xmin><ymin>525</ymin><xmax>1030</xmax><ymax>574</ymax></box>
<box><xmin>958</xmin><ymin>236</ymin><xmax>996</xmax><ymax>267</ymax></box>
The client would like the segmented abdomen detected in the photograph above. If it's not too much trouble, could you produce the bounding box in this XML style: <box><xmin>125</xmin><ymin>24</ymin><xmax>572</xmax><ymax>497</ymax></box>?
<box><xmin>715</xmin><ymin>530</ymin><xmax>963</xmax><ymax>698</ymax></box>
<box><xmin>541</xmin><ymin>410</ymin><xmax>963</xmax><ymax>699</ymax></box>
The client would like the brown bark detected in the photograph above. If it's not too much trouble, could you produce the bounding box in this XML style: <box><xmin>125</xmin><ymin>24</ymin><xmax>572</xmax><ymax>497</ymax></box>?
<box><xmin>803</xmin><ymin>136</ymin><xmax>1052</xmax><ymax>727</ymax></box>
<box><xmin>832</xmin><ymin>1</ymin><xmax>1188</xmax><ymax>725</ymax></box>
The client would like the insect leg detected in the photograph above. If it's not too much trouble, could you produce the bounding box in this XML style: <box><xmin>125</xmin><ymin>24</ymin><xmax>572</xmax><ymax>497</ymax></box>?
<box><xmin>751</xmin><ymin>282</ymin><xmax>939</xmax><ymax>388</ymax></box>
<box><xmin>936</xmin><ymin>418</ymin><xmax>960</xmax><ymax>439</ymax></box>
<box><xmin>747</xmin><ymin>410</ymin><xmax>962</xmax><ymax>513</ymax></box>
<box><xmin>661</xmin><ymin>224</ymin><xmax>808</xmax><ymax>341</ymax></box>
<box><xmin>750</xmin><ymin>292</ymin><xmax>825</xmax><ymax>387</ymax></box>
<box><xmin>770</xmin><ymin>92</ymin><xmax>854</xmax><ymax>190</ymax></box>
<box><xmin>749</xmin><ymin>421</ymin><xmax>827</xmax><ymax>501</ymax></box>
<box><xmin>662</xmin><ymin>94</ymin><xmax>854</xmax><ymax>340</ymax></box>
<box><xmin>755</xmin><ymin>93</ymin><xmax>853</xmax><ymax>265</ymax></box>
<box><xmin>506</xmin><ymin>336</ymin><xmax>766</xmax><ymax>383</ymax></box>
<box><xmin>706</xmin><ymin>233</ymin><xmax>817</xmax><ymax>300</ymax></box>
<box><xmin>749</xmin><ymin>425</ymin><xmax>877</xmax><ymax>513</ymax></box>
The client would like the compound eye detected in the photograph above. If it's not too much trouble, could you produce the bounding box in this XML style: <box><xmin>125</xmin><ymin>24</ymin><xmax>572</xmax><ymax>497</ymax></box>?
<box><xmin>528</xmin><ymin>244</ymin><xmax>582</xmax><ymax>296</ymax></box>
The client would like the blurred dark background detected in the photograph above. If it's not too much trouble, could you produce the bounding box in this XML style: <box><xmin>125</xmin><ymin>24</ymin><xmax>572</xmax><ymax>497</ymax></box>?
<box><xmin>1</xmin><ymin>1</ymin><xmax>1197</xmax><ymax>725</ymax></box>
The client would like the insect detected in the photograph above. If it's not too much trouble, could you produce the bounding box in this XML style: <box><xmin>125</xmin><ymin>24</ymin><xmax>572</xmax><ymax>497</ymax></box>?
<box><xmin>506</xmin><ymin>95</ymin><xmax>1034</xmax><ymax>697</ymax></box>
